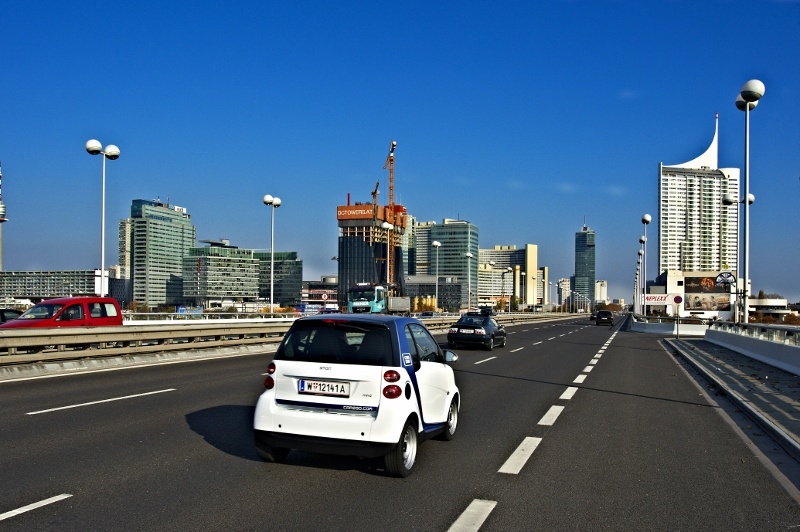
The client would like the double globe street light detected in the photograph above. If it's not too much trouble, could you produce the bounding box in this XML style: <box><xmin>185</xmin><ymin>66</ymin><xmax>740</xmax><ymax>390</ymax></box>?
<box><xmin>263</xmin><ymin>195</ymin><xmax>282</xmax><ymax>315</ymax></box>
<box><xmin>432</xmin><ymin>241</ymin><xmax>441</xmax><ymax>311</ymax></box>
<box><xmin>86</xmin><ymin>140</ymin><xmax>120</xmax><ymax>298</ymax></box>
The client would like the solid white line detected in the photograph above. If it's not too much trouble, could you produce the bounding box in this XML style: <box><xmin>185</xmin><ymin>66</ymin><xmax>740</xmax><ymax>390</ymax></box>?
<box><xmin>583</xmin><ymin>366</ymin><xmax>594</xmax><ymax>373</ymax></box>
<box><xmin>538</xmin><ymin>405</ymin><xmax>564</xmax><ymax>426</ymax></box>
<box><xmin>573</xmin><ymin>374</ymin><xmax>587</xmax><ymax>384</ymax></box>
<box><xmin>560</xmin><ymin>387</ymin><xmax>578</xmax><ymax>400</ymax></box>
<box><xmin>533</xmin><ymin>341</ymin><xmax>543</xmax><ymax>346</ymax></box>
<box><xmin>498</xmin><ymin>437</ymin><xmax>542</xmax><ymax>474</ymax></box>
<box><xmin>474</xmin><ymin>357</ymin><xmax>497</xmax><ymax>365</ymax></box>
<box><xmin>27</xmin><ymin>389</ymin><xmax>176</xmax><ymax>415</ymax></box>
<box><xmin>448</xmin><ymin>499</ymin><xmax>498</xmax><ymax>532</ymax></box>
<box><xmin>0</xmin><ymin>494</ymin><xmax>72</xmax><ymax>521</ymax></box>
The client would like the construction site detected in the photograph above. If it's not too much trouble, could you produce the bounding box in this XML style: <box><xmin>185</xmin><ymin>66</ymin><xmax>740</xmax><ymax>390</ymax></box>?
<box><xmin>335</xmin><ymin>140</ymin><xmax>409</xmax><ymax>311</ymax></box>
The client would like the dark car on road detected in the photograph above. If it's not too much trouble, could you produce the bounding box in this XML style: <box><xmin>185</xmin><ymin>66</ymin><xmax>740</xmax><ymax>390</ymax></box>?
<box><xmin>595</xmin><ymin>310</ymin><xmax>614</xmax><ymax>326</ymax></box>
<box><xmin>447</xmin><ymin>312</ymin><xmax>507</xmax><ymax>350</ymax></box>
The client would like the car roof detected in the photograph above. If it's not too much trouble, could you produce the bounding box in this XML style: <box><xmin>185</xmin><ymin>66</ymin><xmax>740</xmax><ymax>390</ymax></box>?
<box><xmin>32</xmin><ymin>297</ymin><xmax>118</xmax><ymax>305</ymax></box>
<box><xmin>296</xmin><ymin>313</ymin><xmax>419</xmax><ymax>326</ymax></box>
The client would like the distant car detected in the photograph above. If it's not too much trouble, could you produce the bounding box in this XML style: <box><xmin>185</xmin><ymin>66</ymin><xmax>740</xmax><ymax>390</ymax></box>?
<box><xmin>0</xmin><ymin>297</ymin><xmax>123</xmax><ymax>329</ymax></box>
<box><xmin>419</xmin><ymin>311</ymin><xmax>439</xmax><ymax>318</ymax></box>
<box><xmin>447</xmin><ymin>312</ymin><xmax>507</xmax><ymax>350</ymax></box>
<box><xmin>595</xmin><ymin>310</ymin><xmax>614</xmax><ymax>326</ymax></box>
<box><xmin>253</xmin><ymin>314</ymin><xmax>460</xmax><ymax>477</ymax></box>
<box><xmin>0</xmin><ymin>308</ymin><xmax>23</xmax><ymax>323</ymax></box>
<box><xmin>590</xmin><ymin>311</ymin><xmax>598</xmax><ymax>321</ymax></box>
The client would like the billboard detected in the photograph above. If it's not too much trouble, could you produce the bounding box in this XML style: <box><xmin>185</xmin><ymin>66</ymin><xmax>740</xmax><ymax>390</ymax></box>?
<box><xmin>684</xmin><ymin>276</ymin><xmax>731</xmax><ymax>311</ymax></box>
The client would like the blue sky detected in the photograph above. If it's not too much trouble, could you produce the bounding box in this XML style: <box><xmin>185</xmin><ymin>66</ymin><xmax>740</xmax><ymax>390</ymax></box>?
<box><xmin>2</xmin><ymin>1</ymin><xmax>799</xmax><ymax>302</ymax></box>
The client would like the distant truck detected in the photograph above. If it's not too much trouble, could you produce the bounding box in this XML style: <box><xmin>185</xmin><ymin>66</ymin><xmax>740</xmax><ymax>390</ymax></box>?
<box><xmin>347</xmin><ymin>283</ymin><xmax>411</xmax><ymax>315</ymax></box>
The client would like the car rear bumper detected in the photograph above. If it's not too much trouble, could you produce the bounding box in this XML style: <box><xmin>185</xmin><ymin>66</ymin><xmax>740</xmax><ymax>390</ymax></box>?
<box><xmin>447</xmin><ymin>334</ymin><xmax>490</xmax><ymax>346</ymax></box>
<box><xmin>254</xmin><ymin>429</ymin><xmax>395</xmax><ymax>458</ymax></box>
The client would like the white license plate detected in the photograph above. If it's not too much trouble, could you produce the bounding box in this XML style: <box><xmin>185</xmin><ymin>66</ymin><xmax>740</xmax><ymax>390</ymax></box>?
<box><xmin>459</xmin><ymin>329</ymin><xmax>474</xmax><ymax>334</ymax></box>
<box><xmin>299</xmin><ymin>379</ymin><xmax>350</xmax><ymax>397</ymax></box>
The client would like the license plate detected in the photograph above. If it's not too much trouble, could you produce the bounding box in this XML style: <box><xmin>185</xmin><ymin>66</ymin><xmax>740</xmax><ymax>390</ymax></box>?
<box><xmin>299</xmin><ymin>379</ymin><xmax>350</xmax><ymax>397</ymax></box>
<box><xmin>459</xmin><ymin>329</ymin><xmax>474</xmax><ymax>334</ymax></box>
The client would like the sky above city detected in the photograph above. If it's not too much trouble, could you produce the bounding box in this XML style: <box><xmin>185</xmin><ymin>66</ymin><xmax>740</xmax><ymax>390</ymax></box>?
<box><xmin>2</xmin><ymin>1</ymin><xmax>799</xmax><ymax>303</ymax></box>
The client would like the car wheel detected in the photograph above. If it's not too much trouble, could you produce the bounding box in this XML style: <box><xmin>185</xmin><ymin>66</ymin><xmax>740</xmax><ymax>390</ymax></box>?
<box><xmin>255</xmin><ymin>441</ymin><xmax>290</xmax><ymax>463</ymax></box>
<box><xmin>440</xmin><ymin>398</ymin><xmax>458</xmax><ymax>441</ymax></box>
<box><xmin>385</xmin><ymin>420</ymin><xmax>418</xmax><ymax>477</ymax></box>
<box><xmin>500</xmin><ymin>335</ymin><xmax>507</xmax><ymax>348</ymax></box>
<box><xmin>485</xmin><ymin>338</ymin><xmax>494</xmax><ymax>351</ymax></box>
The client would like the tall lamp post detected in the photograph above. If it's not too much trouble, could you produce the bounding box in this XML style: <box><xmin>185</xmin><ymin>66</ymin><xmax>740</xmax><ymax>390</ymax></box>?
<box><xmin>432</xmin><ymin>240</ymin><xmax>441</xmax><ymax>311</ymax></box>
<box><xmin>263</xmin><ymin>194</ymin><xmax>282</xmax><ymax>315</ymax></box>
<box><xmin>734</xmin><ymin>79</ymin><xmax>765</xmax><ymax>324</ymax></box>
<box><xmin>549</xmin><ymin>281</ymin><xmax>552</xmax><ymax>313</ymax></box>
<box><xmin>86</xmin><ymin>140</ymin><xmax>120</xmax><ymax>298</ymax></box>
<box><xmin>641</xmin><ymin>214</ymin><xmax>651</xmax><ymax>315</ymax></box>
<box><xmin>637</xmin><ymin>249</ymin><xmax>643</xmax><ymax>314</ymax></box>
<box><xmin>465</xmin><ymin>252</ymin><xmax>473</xmax><ymax>310</ymax></box>
<box><xmin>382</xmin><ymin>222</ymin><xmax>394</xmax><ymax>285</ymax></box>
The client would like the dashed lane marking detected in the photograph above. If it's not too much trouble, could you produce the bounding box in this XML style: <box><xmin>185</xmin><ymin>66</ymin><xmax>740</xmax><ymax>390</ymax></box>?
<box><xmin>560</xmin><ymin>387</ymin><xmax>578</xmax><ymax>400</ymax></box>
<box><xmin>474</xmin><ymin>357</ymin><xmax>497</xmax><ymax>365</ymax></box>
<box><xmin>448</xmin><ymin>499</ymin><xmax>498</xmax><ymax>532</ymax></box>
<box><xmin>538</xmin><ymin>405</ymin><xmax>565</xmax><ymax>426</ymax></box>
<box><xmin>27</xmin><ymin>389</ymin><xmax>176</xmax><ymax>415</ymax></box>
<box><xmin>498</xmin><ymin>437</ymin><xmax>543</xmax><ymax>474</ymax></box>
<box><xmin>0</xmin><ymin>494</ymin><xmax>72</xmax><ymax>521</ymax></box>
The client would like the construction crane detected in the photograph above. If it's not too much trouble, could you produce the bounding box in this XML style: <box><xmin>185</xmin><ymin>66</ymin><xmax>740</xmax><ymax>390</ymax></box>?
<box><xmin>382</xmin><ymin>140</ymin><xmax>397</xmax><ymax>287</ymax></box>
<box><xmin>371</xmin><ymin>181</ymin><xmax>380</xmax><ymax>207</ymax></box>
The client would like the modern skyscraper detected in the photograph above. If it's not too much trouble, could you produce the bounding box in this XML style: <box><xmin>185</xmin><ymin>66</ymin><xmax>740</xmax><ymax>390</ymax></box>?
<box><xmin>658</xmin><ymin>115</ymin><xmax>740</xmax><ymax>274</ymax></box>
<box><xmin>120</xmin><ymin>199</ymin><xmax>196</xmax><ymax>307</ymax></box>
<box><xmin>574</xmin><ymin>223</ymin><xmax>596</xmax><ymax>305</ymax></box>
<box><xmin>430</xmin><ymin>219</ymin><xmax>479</xmax><ymax>309</ymax></box>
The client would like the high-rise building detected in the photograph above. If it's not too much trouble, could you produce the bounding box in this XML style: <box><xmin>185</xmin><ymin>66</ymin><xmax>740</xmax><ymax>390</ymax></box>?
<box><xmin>658</xmin><ymin>115</ymin><xmax>740</xmax><ymax>274</ymax></box>
<box><xmin>574</xmin><ymin>224</ymin><xmax>596</xmax><ymax>305</ymax></box>
<box><xmin>120</xmin><ymin>199</ymin><xmax>196</xmax><ymax>307</ymax></box>
<box><xmin>412</xmin><ymin>219</ymin><xmax>437</xmax><ymax>275</ymax></box>
<box><xmin>430</xmin><ymin>219</ymin><xmax>479</xmax><ymax>309</ymax></box>
<box><xmin>477</xmin><ymin>244</ymin><xmax>540</xmax><ymax>308</ymax></box>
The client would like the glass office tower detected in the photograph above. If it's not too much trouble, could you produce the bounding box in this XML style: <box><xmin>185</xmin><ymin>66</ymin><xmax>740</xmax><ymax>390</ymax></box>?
<box><xmin>574</xmin><ymin>224</ymin><xmax>596</xmax><ymax>306</ymax></box>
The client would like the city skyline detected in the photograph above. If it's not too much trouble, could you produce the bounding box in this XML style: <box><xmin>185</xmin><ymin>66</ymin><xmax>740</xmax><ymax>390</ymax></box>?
<box><xmin>1</xmin><ymin>2</ymin><xmax>799</xmax><ymax>302</ymax></box>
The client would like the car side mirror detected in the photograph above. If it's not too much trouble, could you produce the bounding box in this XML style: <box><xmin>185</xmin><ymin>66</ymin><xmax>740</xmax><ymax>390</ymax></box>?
<box><xmin>444</xmin><ymin>350</ymin><xmax>459</xmax><ymax>364</ymax></box>
<box><xmin>413</xmin><ymin>358</ymin><xmax>421</xmax><ymax>372</ymax></box>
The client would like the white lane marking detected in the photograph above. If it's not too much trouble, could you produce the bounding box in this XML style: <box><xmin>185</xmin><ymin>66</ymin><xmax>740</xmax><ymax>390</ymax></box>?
<box><xmin>0</xmin><ymin>494</ymin><xmax>73</xmax><ymax>521</ymax></box>
<box><xmin>583</xmin><ymin>366</ymin><xmax>594</xmax><ymax>373</ymax></box>
<box><xmin>510</xmin><ymin>347</ymin><xmax>524</xmax><ymax>353</ymax></box>
<box><xmin>594</xmin><ymin>354</ymin><xmax>602</xmax><ymax>359</ymax></box>
<box><xmin>548</xmin><ymin>337</ymin><xmax>556</xmax><ymax>341</ymax></box>
<box><xmin>560</xmin><ymin>387</ymin><xmax>578</xmax><ymax>400</ymax></box>
<box><xmin>27</xmin><ymin>389</ymin><xmax>176</xmax><ymax>415</ymax></box>
<box><xmin>538</xmin><ymin>405</ymin><xmax>565</xmax><ymax>426</ymax></box>
<box><xmin>474</xmin><ymin>357</ymin><xmax>497</xmax><ymax>365</ymax></box>
<box><xmin>448</xmin><ymin>499</ymin><xmax>498</xmax><ymax>532</ymax></box>
<box><xmin>509</xmin><ymin>331</ymin><xmax>517</xmax><ymax>334</ymax></box>
<box><xmin>573</xmin><ymin>374</ymin><xmax>587</xmax><ymax>384</ymax></box>
<box><xmin>499</xmin><ymin>437</ymin><xmax>542</xmax><ymax>474</ymax></box>
<box><xmin>533</xmin><ymin>341</ymin><xmax>543</xmax><ymax>346</ymax></box>
<box><xmin>589</xmin><ymin>359</ymin><xmax>598</xmax><ymax>365</ymax></box>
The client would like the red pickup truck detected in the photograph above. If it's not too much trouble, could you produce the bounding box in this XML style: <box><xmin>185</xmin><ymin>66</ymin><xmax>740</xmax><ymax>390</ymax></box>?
<box><xmin>0</xmin><ymin>297</ymin><xmax>123</xmax><ymax>329</ymax></box>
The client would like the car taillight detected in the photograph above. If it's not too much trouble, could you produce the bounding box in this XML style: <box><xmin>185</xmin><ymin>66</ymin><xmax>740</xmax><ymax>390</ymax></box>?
<box><xmin>384</xmin><ymin>370</ymin><xmax>401</xmax><ymax>383</ymax></box>
<box><xmin>264</xmin><ymin>362</ymin><xmax>276</xmax><ymax>388</ymax></box>
<box><xmin>449</xmin><ymin>327</ymin><xmax>459</xmax><ymax>333</ymax></box>
<box><xmin>474</xmin><ymin>328</ymin><xmax>486</xmax><ymax>336</ymax></box>
<box><xmin>383</xmin><ymin>385</ymin><xmax>402</xmax><ymax>399</ymax></box>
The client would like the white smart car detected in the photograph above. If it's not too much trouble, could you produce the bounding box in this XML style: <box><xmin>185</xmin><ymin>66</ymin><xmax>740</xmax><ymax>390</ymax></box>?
<box><xmin>253</xmin><ymin>314</ymin><xmax>460</xmax><ymax>477</ymax></box>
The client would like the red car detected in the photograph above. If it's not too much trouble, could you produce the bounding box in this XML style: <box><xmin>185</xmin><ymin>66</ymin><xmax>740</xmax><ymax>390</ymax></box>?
<box><xmin>0</xmin><ymin>297</ymin><xmax>123</xmax><ymax>329</ymax></box>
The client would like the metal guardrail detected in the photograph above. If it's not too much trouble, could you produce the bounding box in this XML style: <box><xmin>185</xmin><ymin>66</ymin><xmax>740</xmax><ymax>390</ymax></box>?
<box><xmin>708</xmin><ymin>321</ymin><xmax>800</xmax><ymax>347</ymax></box>
<box><xmin>0</xmin><ymin>312</ymin><xmax>564</xmax><ymax>366</ymax></box>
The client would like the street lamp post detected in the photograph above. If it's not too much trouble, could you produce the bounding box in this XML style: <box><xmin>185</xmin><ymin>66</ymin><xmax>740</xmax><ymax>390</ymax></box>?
<box><xmin>465</xmin><ymin>252</ymin><xmax>473</xmax><ymax>310</ymax></box>
<box><xmin>637</xmin><ymin>249</ymin><xmax>643</xmax><ymax>314</ymax></box>
<box><xmin>86</xmin><ymin>140</ymin><xmax>120</xmax><ymax>298</ymax></box>
<box><xmin>263</xmin><ymin>194</ymin><xmax>282</xmax><ymax>315</ymax></box>
<box><xmin>641</xmin><ymin>214</ymin><xmax>651</xmax><ymax>316</ymax></box>
<box><xmin>382</xmin><ymin>222</ymin><xmax>394</xmax><ymax>285</ymax></box>
<box><xmin>432</xmin><ymin>241</ymin><xmax>441</xmax><ymax>311</ymax></box>
<box><xmin>734</xmin><ymin>79</ymin><xmax>765</xmax><ymax>324</ymax></box>
<box><xmin>549</xmin><ymin>281</ymin><xmax>552</xmax><ymax>313</ymax></box>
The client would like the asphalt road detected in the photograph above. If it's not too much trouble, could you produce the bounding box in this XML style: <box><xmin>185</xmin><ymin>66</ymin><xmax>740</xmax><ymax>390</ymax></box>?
<box><xmin>2</xmin><ymin>318</ymin><xmax>800</xmax><ymax>530</ymax></box>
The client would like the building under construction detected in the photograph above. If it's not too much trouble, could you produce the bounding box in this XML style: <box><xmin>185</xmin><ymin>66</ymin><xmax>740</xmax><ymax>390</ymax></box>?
<box><xmin>336</xmin><ymin>140</ymin><xmax>408</xmax><ymax>309</ymax></box>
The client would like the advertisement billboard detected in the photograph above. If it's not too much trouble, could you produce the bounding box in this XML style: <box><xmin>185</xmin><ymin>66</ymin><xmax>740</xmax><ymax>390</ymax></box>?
<box><xmin>684</xmin><ymin>276</ymin><xmax>731</xmax><ymax>311</ymax></box>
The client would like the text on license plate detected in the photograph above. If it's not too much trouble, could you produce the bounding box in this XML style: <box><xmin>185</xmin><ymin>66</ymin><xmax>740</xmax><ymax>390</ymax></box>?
<box><xmin>299</xmin><ymin>379</ymin><xmax>350</xmax><ymax>397</ymax></box>
<box><xmin>459</xmin><ymin>329</ymin><xmax>474</xmax><ymax>334</ymax></box>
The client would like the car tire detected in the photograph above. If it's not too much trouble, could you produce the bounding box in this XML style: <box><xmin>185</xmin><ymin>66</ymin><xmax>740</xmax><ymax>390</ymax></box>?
<box><xmin>255</xmin><ymin>441</ymin><xmax>290</xmax><ymax>463</ymax></box>
<box><xmin>485</xmin><ymin>338</ymin><xmax>494</xmax><ymax>351</ymax></box>
<box><xmin>440</xmin><ymin>398</ymin><xmax>458</xmax><ymax>441</ymax></box>
<box><xmin>500</xmin><ymin>336</ymin><xmax>507</xmax><ymax>348</ymax></box>
<box><xmin>385</xmin><ymin>420</ymin><xmax>418</xmax><ymax>477</ymax></box>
